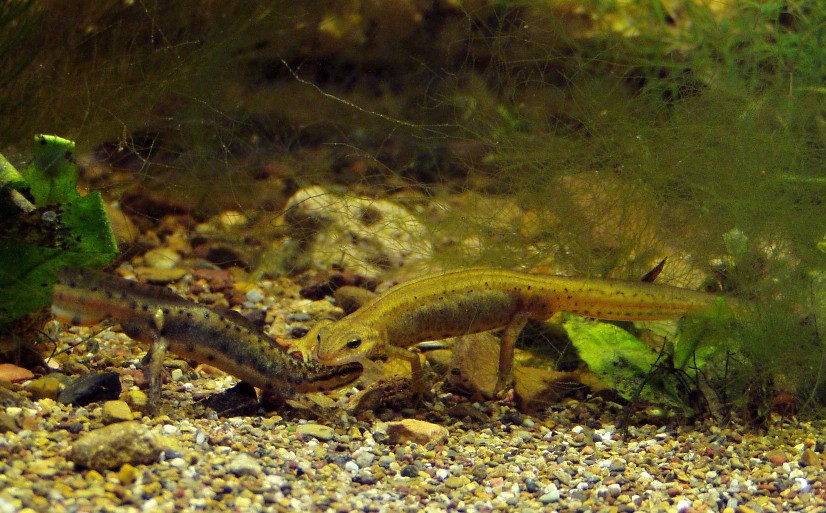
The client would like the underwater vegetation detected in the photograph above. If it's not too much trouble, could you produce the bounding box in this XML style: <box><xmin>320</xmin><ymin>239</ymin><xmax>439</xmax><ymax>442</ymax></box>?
<box><xmin>0</xmin><ymin>135</ymin><xmax>116</xmax><ymax>328</ymax></box>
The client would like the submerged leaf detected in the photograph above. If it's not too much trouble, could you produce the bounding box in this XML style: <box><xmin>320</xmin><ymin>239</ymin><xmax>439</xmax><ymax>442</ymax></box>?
<box><xmin>0</xmin><ymin>135</ymin><xmax>117</xmax><ymax>327</ymax></box>
<box><xmin>563</xmin><ymin>316</ymin><xmax>689</xmax><ymax>412</ymax></box>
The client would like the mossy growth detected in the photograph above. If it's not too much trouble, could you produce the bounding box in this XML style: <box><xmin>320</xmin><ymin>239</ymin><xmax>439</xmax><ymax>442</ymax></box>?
<box><xmin>420</xmin><ymin>1</ymin><xmax>826</xmax><ymax>418</ymax></box>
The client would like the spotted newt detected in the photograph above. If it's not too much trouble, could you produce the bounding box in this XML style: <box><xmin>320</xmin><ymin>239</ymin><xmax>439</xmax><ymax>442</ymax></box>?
<box><xmin>52</xmin><ymin>268</ymin><xmax>362</xmax><ymax>412</ymax></box>
<box><xmin>314</xmin><ymin>267</ymin><xmax>725</xmax><ymax>393</ymax></box>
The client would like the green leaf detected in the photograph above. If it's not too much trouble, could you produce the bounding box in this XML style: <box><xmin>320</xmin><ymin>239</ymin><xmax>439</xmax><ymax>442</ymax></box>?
<box><xmin>0</xmin><ymin>135</ymin><xmax>117</xmax><ymax>326</ymax></box>
<box><xmin>0</xmin><ymin>152</ymin><xmax>26</xmax><ymax>191</ymax></box>
<box><xmin>23</xmin><ymin>134</ymin><xmax>79</xmax><ymax>205</ymax></box>
<box><xmin>562</xmin><ymin>316</ymin><xmax>689</xmax><ymax>412</ymax></box>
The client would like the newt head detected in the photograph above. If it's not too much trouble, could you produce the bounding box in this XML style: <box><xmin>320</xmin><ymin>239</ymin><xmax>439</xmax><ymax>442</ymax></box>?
<box><xmin>292</xmin><ymin>360</ymin><xmax>364</xmax><ymax>394</ymax></box>
<box><xmin>315</xmin><ymin>320</ymin><xmax>382</xmax><ymax>366</ymax></box>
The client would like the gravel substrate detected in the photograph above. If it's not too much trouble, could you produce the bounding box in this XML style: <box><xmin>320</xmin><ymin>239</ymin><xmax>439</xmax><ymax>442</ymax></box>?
<box><xmin>2</xmin><ymin>270</ymin><xmax>824</xmax><ymax>512</ymax></box>
<box><xmin>2</xmin><ymin>378</ymin><xmax>826</xmax><ymax>513</ymax></box>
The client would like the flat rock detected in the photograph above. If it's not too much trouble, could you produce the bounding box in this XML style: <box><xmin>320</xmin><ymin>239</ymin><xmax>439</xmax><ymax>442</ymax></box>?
<box><xmin>0</xmin><ymin>363</ymin><xmax>34</xmax><ymax>382</ymax></box>
<box><xmin>58</xmin><ymin>372</ymin><xmax>122</xmax><ymax>406</ymax></box>
<box><xmin>122</xmin><ymin>390</ymin><xmax>148</xmax><ymax>413</ymax></box>
<box><xmin>70</xmin><ymin>421</ymin><xmax>168</xmax><ymax>470</ymax></box>
<box><xmin>102</xmin><ymin>400</ymin><xmax>133</xmax><ymax>423</ymax></box>
<box><xmin>133</xmin><ymin>266</ymin><xmax>187</xmax><ymax>284</ymax></box>
<box><xmin>445</xmin><ymin>332</ymin><xmax>500</xmax><ymax>399</ymax></box>
<box><xmin>281</xmin><ymin>186</ymin><xmax>432</xmax><ymax>278</ymax></box>
<box><xmin>377</xmin><ymin>419</ymin><xmax>448</xmax><ymax>445</ymax></box>
<box><xmin>296</xmin><ymin>423</ymin><xmax>335</xmax><ymax>441</ymax></box>
<box><xmin>143</xmin><ymin>247</ymin><xmax>181</xmax><ymax>269</ymax></box>
<box><xmin>27</xmin><ymin>376</ymin><xmax>62</xmax><ymax>400</ymax></box>
<box><xmin>228</xmin><ymin>453</ymin><xmax>262</xmax><ymax>477</ymax></box>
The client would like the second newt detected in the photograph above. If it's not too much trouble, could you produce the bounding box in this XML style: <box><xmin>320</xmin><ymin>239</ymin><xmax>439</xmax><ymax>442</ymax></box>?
<box><xmin>314</xmin><ymin>267</ymin><xmax>726</xmax><ymax>392</ymax></box>
<box><xmin>52</xmin><ymin>268</ymin><xmax>362</xmax><ymax>412</ymax></box>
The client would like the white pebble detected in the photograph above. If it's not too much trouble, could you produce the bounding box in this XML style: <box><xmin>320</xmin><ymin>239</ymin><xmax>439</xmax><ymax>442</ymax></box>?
<box><xmin>436</xmin><ymin>468</ymin><xmax>450</xmax><ymax>480</ymax></box>
<box><xmin>266</xmin><ymin>475</ymin><xmax>287</xmax><ymax>488</ymax></box>
<box><xmin>795</xmin><ymin>477</ymin><xmax>811</xmax><ymax>492</ymax></box>
<box><xmin>676</xmin><ymin>499</ymin><xmax>692</xmax><ymax>512</ymax></box>
<box><xmin>0</xmin><ymin>497</ymin><xmax>17</xmax><ymax>513</ymax></box>
<box><xmin>539</xmin><ymin>485</ymin><xmax>560</xmax><ymax>503</ymax></box>
<box><xmin>354</xmin><ymin>450</ymin><xmax>375</xmax><ymax>467</ymax></box>
<box><xmin>344</xmin><ymin>460</ymin><xmax>360</xmax><ymax>473</ymax></box>
<box><xmin>169</xmin><ymin>457</ymin><xmax>187</xmax><ymax>468</ymax></box>
<box><xmin>171</xmin><ymin>369</ymin><xmax>184</xmax><ymax>381</ymax></box>
<box><xmin>246</xmin><ymin>288</ymin><xmax>265</xmax><ymax>303</ymax></box>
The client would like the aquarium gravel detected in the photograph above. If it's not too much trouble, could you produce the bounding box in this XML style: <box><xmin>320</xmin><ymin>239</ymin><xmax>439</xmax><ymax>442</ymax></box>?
<box><xmin>1</xmin><ymin>388</ymin><xmax>825</xmax><ymax>513</ymax></box>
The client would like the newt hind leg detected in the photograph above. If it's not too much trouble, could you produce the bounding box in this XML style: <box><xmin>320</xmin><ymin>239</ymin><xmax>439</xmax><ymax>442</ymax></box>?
<box><xmin>141</xmin><ymin>335</ymin><xmax>169</xmax><ymax>415</ymax></box>
<box><xmin>141</xmin><ymin>308</ymin><xmax>168</xmax><ymax>415</ymax></box>
<box><xmin>494</xmin><ymin>310</ymin><xmax>532</xmax><ymax>395</ymax></box>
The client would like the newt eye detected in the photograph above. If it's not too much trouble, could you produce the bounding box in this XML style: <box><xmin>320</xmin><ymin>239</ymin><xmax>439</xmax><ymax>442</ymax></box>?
<box><xmin>345</xmin><ymin>338</ymin><xmax>362</xmax><ymax>350</ymax></box>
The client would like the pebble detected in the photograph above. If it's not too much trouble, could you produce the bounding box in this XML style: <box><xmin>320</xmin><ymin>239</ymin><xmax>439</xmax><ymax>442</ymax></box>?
<box><xmin>143</xmin><ymin>247</ymin><xmax>181</xmax><ymax>269</ymax></box>
<box><xmin>296</xmin><ymin>423</ymin><xmax>335</xmax><ymax>441</ymax></box>
<box><xmin>26</xmin><ymin>377</ymin><xmax>62</xmax><ymax>400</ymax></box>
<box><xmin>378</xmin><ymin>419</ymin><xmax>448</xmax><ymax>445</ymax></box>
<box><xmin>800</xmin><ymin>449</ymin><xmax>821</xmax><ymax>468</ymax></box>
<box><xmin>122</xmin><ymin>390</ymin><xmax>148</xmax><ymax>412</ymax></box>
<box><xmin>0</xmin><ymin>363</ymin><xmax>33</xmax><ymax>382</ymax></box>
<box><xmin>102</xmin><ymin>400</ymin><xmax>133</xmax><ymax>423</ymax></box>
<box><xmin>245</xmin><ymin>288</ymin><xmax>265</xmax><ymax>303</ymax></box>
<box><xmin>228</xmin><ymin>453</ymin><xmax>262</xmax><ymax>477</ymax></box>
<box><xmin>117</xmin><ymin>464</ymin><xmax>138</xmax><ymax>485</ymax></box>
<box><xmin>539</xmin><ymin>486</ymin><xmax>561</xmax><ymax>504</ymax></box>
<box><xmin>57</xmin><ymin>372</ymin><xmax>121</xmax><ymax>406</ymax></box>
<box><xmin>0</xmin><ymin>413</ymin><xmax>19</xmax><ymax>433</ymax></box>
<box><xmin>135</xmin><ymin>267</ymin><xmax>187</xmax><ymax>284</ymax></box>
<box><xmin>444</xmin><ymin>476</ymin><xmax>466</xmax><ymax>489</ymax></box>
<box><xmin>610</xmin><ymin>458</ymin><xmax>627</xmax><ymax>472</ymax></box>
<box><xmin>69</xmin><ymin>421</ymin><xmax>167</xmax><ymax>470</ymax></box>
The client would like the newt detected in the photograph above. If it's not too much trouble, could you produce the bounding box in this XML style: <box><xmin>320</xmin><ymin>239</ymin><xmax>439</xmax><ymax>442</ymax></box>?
<box><xmin>52</xmin><ymin>267</ymin><xmax>362</xmax><ymax>413</ymax></box>
<box><xmin>314</xmin><ymin>267</ymin><xmax>727</xmax><ymax>393</ymax></box>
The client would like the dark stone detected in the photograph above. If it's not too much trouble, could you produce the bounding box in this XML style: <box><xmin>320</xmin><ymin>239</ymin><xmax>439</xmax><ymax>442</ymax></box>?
<box><xmin>400</xmin><ymin>464</ymin><xmax>419</xmax><ymax>478</ymax></box>
<box><xmin>200</xmin><ymin>381</ymin><xmax>259</xmax><ymax>416</ymax></box>
<box><xmin>58</xmin><ymin>372</ymin><xmax>122</xmax><ymax>406</ymax></box>
<box><xmin>352</xmin><ymin>471</ymin><xmax>377</xmax><ymax>485</ymax></box>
